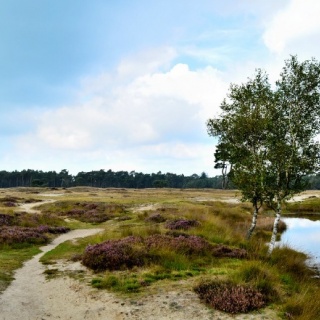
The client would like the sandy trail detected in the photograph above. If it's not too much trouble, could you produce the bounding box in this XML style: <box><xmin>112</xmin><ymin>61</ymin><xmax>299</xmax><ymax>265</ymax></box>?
<box><xmin>19</xmin><ymin>199</ymin><xmax>56</xmax><ymax>214</ymax></box>
<box><xmin>0</xmin><ymin>228</ymin><xmax>104</xmax><ymax>320</ymax></box>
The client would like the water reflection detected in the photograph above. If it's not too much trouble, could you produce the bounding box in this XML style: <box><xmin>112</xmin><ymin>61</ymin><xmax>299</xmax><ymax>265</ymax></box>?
<box><xmin>279</xmin><ymin>217</ymin><xmax>320</xmax><ymax>266</ymax></box>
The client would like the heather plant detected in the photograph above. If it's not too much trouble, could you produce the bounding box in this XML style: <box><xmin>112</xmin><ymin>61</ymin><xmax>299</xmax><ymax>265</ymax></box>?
<box><xmin>0</xmin><ymin>225</ymin><xmax>70</xmax><ymax>246</ymax></box>
<box><xmin>194</xmin><ymin>280</ymin><xmax>266</xmax><ymax>314</ymax></box>
<box><xmin>41</xmin><ymin>201</ymin><xmax>127</xmax><ymax>223</ymax></box>
<box><xmin>165</xmin><ymin>219</ymin><xmax>200</xmax><ymax>230</ymax></box>
<box><xmin>0</xmin><ymin>213</ymin><xmax>14</xmax><ymax>226</ymax></box>
<box><xmin>0</xmin><ymin>196</ymin><xmax>20</xmax><ymax>204</ymax></box>
<box><xmin>211</xmin><ymin>244</ymin><xmax>247</xmax><ymax>259</ymax></box>
<box><xmin>145</xmin><ymin>212</ymin><xmax>166</xmax><ymax>223</ymax></box>
<box><xmin>0</xmin><ymin>226</ymin><xmax>49</xmax><ymax>245</ymax></box>
<box><xmin>3</xmin><ymin>201</ymin><xmax>16</xmax><ymax>207</ymax></box>
<box><xmin>82</xmin><ymin>236</ymin><xmax>145</xmax><ymax>271</ymax></box>
<box><xmin>145</xmin><ymin>234</ymin><xmax>212</xmax><ymax>256</ymax></box>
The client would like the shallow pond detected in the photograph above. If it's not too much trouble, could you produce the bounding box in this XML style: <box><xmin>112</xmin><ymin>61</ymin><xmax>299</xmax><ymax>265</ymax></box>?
<box><xmin>279</xmin><ymin>217</ymin><xmax>320</xmax><ymax>267</ymax></box>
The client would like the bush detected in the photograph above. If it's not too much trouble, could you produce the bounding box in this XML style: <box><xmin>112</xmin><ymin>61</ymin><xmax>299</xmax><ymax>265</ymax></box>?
<box><xmin>0</xmin><ymin>225</ymin><xmax>70</xmax><ymax>245</ymax></box>
<box><xmin>165</xmin><ymin>219</ymin><xmax>200</xmax><ymax>230</ymax></box>
<box><xmin>146</xmin><ymin>234</ymin><xmax>212</xmax><ymax>255</ymax></box>
<box><xmin>82</xmin><ymin>236</ymin><xmax>145</xmax><ymax>271</ymax></box>
<box><xmin>145</xmin><ymin>213</ymin><xmax>166</xmax><ymax>223</ymax></box>
<box><xmin>62</xmin><ymin>202</ymin><xmax>126</xmax><ymax>223</ymax></box>
<box><xmin>3</xmin><ymin>202</ymin><xmax>16</xmax><ymax>207</ymax></box>
<box><xmin>0</xmin><ymin>226</ymin><xmax>49</xmax><ymax>245</ymax></box>
<box><xmin>194</xmin><ymin>281</ymin><xmax>266</xmax><ymax>314</ymax></box>
<box><xmin>212</xmin><ymin>244</ymin><xmax>248</xmax><ymax>259</ymax></box>
<box><xmin>0</xmin><ymin>214</ymin><xmax>14</xmax><ymax>226</ymax></box>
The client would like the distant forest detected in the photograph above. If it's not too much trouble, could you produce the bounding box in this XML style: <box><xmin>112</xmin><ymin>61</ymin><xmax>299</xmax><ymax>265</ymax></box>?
<box><xmin>0</xmin><ymin>169</ymin><xmax>320</xmax><ymax>190</ymax></box>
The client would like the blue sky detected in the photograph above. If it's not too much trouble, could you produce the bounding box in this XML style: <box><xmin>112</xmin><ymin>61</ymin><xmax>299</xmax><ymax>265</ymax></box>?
<box><xmin>1</xmin><ymin>0</ymin><xmax>320</xmax><ymax>175</ymax></box>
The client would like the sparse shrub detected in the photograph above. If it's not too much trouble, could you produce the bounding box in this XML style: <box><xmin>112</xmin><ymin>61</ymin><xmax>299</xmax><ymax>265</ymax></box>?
<box><xmin>56</xmin><ymin>202</ymin><xmax>127</xmax><ymax>223</ymax></box>
<box><xmin>0</xmin><ymin>213</ymin><xmax>14</xmax><ymax>226</ymax></box>
<box><xmin>165</xmin><ymin>219</ymin><xmax>200</xmax><ymax>230</ymax></box>
<box><xmin>165</xmin><ymin>230</ymin><xmax>188</xmax><ymax>237</ymax></box>
<box><xmin>116</xmin><ymin>216</ymin><xmax>132</xmax><ymax>221</ymax></box>
<box><xmin>82</xmin><ymin>236</ymin><xmax>145</xmax><ymax>271</ymax></box>
<box><xmin>3</xmin><ymin>202</ymin><xmax>16</xmax><ymax>207</ymax></box>
<box><xmin>212</xmin><ymin>244</ymin><xmax>248</xmax><ymax>259</ymax></box>
<box><xmin>0</xmin><ymin>196</ymin><xmax>19</xmax><ymax>203</ymax></box>
<box><xmin>145</xmin><ymin>234</ymin><xmax>212</xmax><ymax>255</ymax></box>
<box><xmin>0</xmin><ymin>226</ymin><xmax>49</xmax><ymax>244</ymax></box>
<box><xmin>0</xmin><ymin>225</ymin><xmax>70</xmax><ymax>245</ymax></box>
<box><xmin>194</xmin><ymin>280</ymin><xmax>266</xmax><ymax>314</ymax></box>
<box><xmin>145</xmin><ymin>213</ymin><xmax>166</xmax><ymax>223</ymax></box>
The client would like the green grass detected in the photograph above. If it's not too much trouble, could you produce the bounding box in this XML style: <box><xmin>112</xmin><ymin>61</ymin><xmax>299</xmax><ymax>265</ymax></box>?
<box><xmin>284</xmin><ymin>197</ymin><xmax>320</xmax><ymax>215</ymax></box>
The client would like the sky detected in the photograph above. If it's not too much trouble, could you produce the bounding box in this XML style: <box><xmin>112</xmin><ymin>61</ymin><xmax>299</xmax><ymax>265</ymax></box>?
<box><xmin>1</xmin><ymin>0</ymin><xmax>320</xmax><ymax>176</ymax></box>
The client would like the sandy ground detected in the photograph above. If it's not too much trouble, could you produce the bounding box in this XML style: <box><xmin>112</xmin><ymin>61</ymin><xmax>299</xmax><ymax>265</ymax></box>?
<box><xmin>0</xmin><ymin>194</ymin><xmax>282</xmax><ymax>320</ymax></box>
<box><xmin>18</xmin><ymin>199</ymin><xmax>56</xmax><ymax>214</ymax></box>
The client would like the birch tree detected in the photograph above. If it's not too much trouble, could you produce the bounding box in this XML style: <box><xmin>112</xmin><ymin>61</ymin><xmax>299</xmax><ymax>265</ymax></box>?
<box><xmin>266</xmin><ymin>56</ymin><xmax>320</xmax><ymax>253</ymax></box>
<box><xmin>208</xmin><ymin>56</ymin><xmax>320</xmax><ymax>249</ymax></box>
<box><xmin>207</xmin><ymin>70</ymin><xmax>273</xmax><ymax>239</ymax></box>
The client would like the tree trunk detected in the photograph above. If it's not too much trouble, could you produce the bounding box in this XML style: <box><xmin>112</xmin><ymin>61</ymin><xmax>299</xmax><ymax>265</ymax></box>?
<box><xmin>268</xmin><ymin>199</ymin><xmax>282</xmax><ymax>255</ymax></box>
<box><xmin>246</xmin><ymin>203</ymin><xmax>259</xmax><ymax>240</ymax></box>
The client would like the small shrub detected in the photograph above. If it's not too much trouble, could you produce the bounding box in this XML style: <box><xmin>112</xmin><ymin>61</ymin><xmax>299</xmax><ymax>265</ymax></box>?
<box><xmin>3</xmin><ymin>202</ymin><xmax>16</xmax><ymax>207</ymax></box>
<box><xmin>212</xmin><ymin>244</ymin><xmax>248</xmax><ymax>259</ymax></box>
<box><xmin>145</xmin><ymin>213</ymin><xmax>166</xmax><ymax>223</ymax></box>
<box><xmin>194</xmin><ymin>280</ymin><xmax>266</xmax><ymax>314</ymax></box>
<box><xmin>82</xmin><ymin>236</ymin><xmax>145</xmax><ymax>271</ymax></box>
<box><xmin>0</xmin><ymin>196</ymin><xmax>19</xmax><ymax>203</ymax></box>
<box><xmin>165</xmin><ymin>219</ymin><xmax>200</xmax><ymax>230</ymax></box>
<box><xmin>60</xmin><ymin>202</ymin><xmax>127</xmax><ymax>223</ymax></box>
<box><xmin>0</xmin><ymin>226</ymin><xmax>49</xmax><ymax>245</ymax></box>
<box><xmin>146</xmin><ymin>234</ymin><xmax>212</xmax><ymax>255</ymax></box>
<box><xmin>0</xmin><ymin>214</ymin><xmax>14</xmax><ymax>226</ymax></box>
<box><xmin>0</xmin><ymin>225</ymin><xmax>70</xmax><ymax>245</ymax></box>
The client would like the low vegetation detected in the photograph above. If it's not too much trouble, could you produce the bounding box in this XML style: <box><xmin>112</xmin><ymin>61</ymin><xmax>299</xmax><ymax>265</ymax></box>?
<box><xmin>284</xmin><ymin>196</ymin><xmax>320</xmax><ymax>216</ymax></box>
<box><xmin>0</xmin><ymin>187</ymin><xmax>319</xmax><ymax>319</ymax></box>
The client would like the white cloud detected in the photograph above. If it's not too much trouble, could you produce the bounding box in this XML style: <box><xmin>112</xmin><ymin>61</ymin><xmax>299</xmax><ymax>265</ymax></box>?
<box><xmin>263</xmin><ymin>0</ymin><xmax>320</xmax><ymax>55</ymax></box>
<box><xmin>116</xmin><ymin>47</ymin><xmax>177</xmax><ymax>78</ymax></box>
<box><xmin>11</xmin><ymin>56</ymin><xmax>227</xmax><ymax>175</ymax></box>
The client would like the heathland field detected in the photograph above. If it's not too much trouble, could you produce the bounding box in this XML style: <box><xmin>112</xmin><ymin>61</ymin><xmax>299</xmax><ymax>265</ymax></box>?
<box><xmin>0</xmin><ymin>187</ymin><xmax>319</xmax><ymax>320</ymax></box>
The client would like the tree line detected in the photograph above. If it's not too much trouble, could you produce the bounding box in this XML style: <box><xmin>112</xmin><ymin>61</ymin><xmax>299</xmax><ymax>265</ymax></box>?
<box><xmin>0</xmin><ymin>169</ymin><xmax>229</xmax><ymax>189</ymax></box>
<box><xmin>0</xmin><ymin>168</ymin><xmax>319</xmax><ymax>190</ymax></box>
